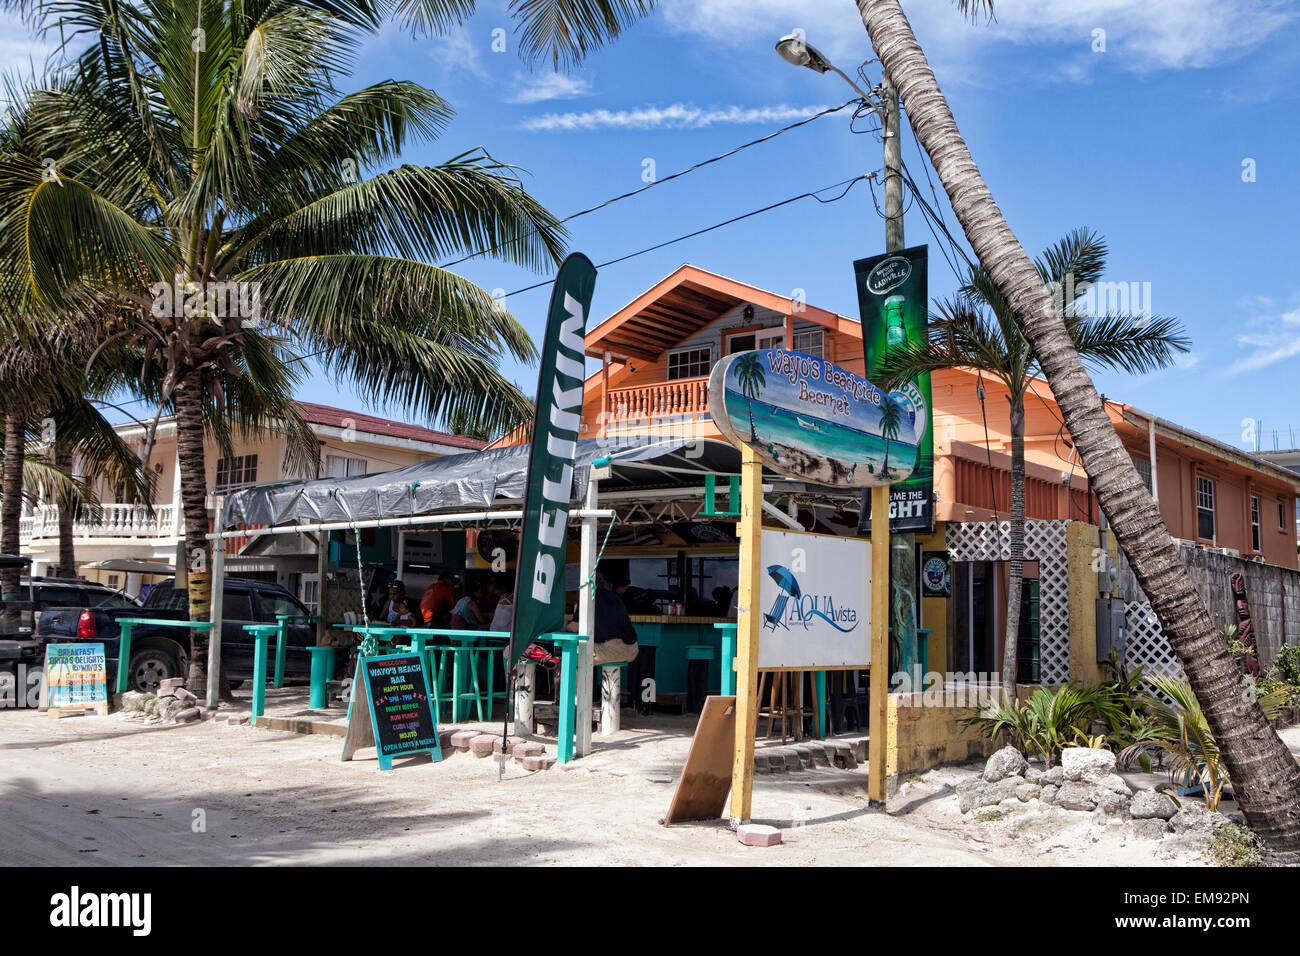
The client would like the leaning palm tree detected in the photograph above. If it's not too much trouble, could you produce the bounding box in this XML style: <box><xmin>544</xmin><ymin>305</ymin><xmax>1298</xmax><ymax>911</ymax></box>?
<box><xmin>0</xmin><ymin>0</ymin><xmax>575</xmax><ymax>689</ymax></box>
<box><xmin>856</xmin><ymin>0</ymin><xmax>1300</xmax><ymax>859</ymax></box>
<box><xmin>876</xmin><ymin>228</ymin><xmax>1189</xmax><ymax>702</ymax></box>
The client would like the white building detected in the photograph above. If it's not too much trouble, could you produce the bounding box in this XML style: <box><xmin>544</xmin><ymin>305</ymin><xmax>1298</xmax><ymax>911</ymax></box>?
<box><xmin>19</xmin><ymin>401</ymin><xmax>483</xmax><ymax>599</ymax></box>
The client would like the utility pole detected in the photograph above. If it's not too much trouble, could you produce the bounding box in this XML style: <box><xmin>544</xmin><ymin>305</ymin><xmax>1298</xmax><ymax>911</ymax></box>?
<box><xmin>774</xmin><ymin>34</ymin><xmax>916</xmax><ymax>807</ymax></box>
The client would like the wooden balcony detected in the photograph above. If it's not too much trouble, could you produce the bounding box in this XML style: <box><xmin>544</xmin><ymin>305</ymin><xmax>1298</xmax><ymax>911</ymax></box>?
<box><xmin>605</xmin><ymin>378</ymin><xmax>710</xmax><ymax>422</ymax></box>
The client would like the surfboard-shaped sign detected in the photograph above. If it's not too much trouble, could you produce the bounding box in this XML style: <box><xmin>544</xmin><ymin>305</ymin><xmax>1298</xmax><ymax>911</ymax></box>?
<box><xmin>709</xmin><ymin>349</ymin><xmax>917</xmax><ymax>488</ymax></box>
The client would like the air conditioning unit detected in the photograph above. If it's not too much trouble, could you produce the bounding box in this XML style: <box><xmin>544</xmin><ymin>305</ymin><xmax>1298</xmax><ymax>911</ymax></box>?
<box><xmin>1251</xmin><ymin>554</ymin><xmax>1267</xmax><ymax>564</ymax></box>
<box><xmin>1216</xmin><ymin>547</ymin><xmax>1240</xmax><ymax>558</ymax></box>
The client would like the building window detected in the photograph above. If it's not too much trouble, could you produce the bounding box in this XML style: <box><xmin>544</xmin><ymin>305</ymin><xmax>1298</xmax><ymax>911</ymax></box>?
<box><xmin>1283</xmin><ymin>500</ymin><xmax>1290</xmax><ymax>531</ymax></box>
<box><xmin>666</xmin><ymin>346</ymin><xmax>712</xmax><ymax>380</ymax></box>
<box><xmin>1131</xmin><ymin>456</ymin><xmax>1152</xmax><ymax>493</ymax></box>
<box><xmin>1251</xmin><ymin>495</ymin><xmax>1261</xmax><ymax>552</ymax></box>
<box><xmin>215</xmin><ymin>454</ymin><xmax>258</xmax><ymax>490</ymax></box>
<box><xmin>325</xmin><ymin>455</ymin><xmax>367</xmax><ymax>479</ymax></box>
<box><xmin>1196</xmin><ymin>476</ymin><xmax>1215</xmax><ymax>541</ymax></box>
<box><xmin>792</xmin><ymin>328</ymin><xmax>824</xmax><ymax>359</ymax></box>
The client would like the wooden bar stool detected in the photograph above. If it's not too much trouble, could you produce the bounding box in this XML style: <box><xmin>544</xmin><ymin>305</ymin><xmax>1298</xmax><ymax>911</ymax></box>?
<box><xmin>756</xmin><ymin>670</ymin><xmax>814</xmax><ymax>742</ymax></box>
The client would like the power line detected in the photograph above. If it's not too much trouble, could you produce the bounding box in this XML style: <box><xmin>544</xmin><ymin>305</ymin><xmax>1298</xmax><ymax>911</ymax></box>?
<box><xmin>499</xmin><ymin>174</ymin><xmax>875</xmax><ymax>299</ymax></box>
<box><xmin>437</xmin><ymin>99</ymin><xmax>863</xmax><ymax>271</ymax></box>
<box><xmin>284</xmin><ymin>172</ymin><xmax>876</xmax><ymax>368</ymax></box>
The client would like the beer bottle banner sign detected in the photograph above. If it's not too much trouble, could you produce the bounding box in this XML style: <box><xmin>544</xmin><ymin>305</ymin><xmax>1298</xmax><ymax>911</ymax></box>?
<box><xmin>854</xmin><ymin>245</ymin><xmax>935</xmax><ymax>533</ymax></box>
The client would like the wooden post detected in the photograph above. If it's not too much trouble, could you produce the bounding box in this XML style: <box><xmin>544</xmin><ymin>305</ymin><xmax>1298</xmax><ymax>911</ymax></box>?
<box><xmin>514</xmin><ymin>661</ymin><xmax>535</xmax><ymax>736</ymax></box>
<box><xmin>730</xmin><ymin>444</ymin><xmax>763</xmax><ymax>826</ymax></box>
<box><xmin>868</xmin><ymin>484</ymin><xmax>890</xmax><ymax>805</ymax></box>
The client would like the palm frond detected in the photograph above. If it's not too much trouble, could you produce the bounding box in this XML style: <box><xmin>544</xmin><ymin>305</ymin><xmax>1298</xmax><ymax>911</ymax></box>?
<box><xmin>510</xmin><ymin>0</ymin><xmax>656</xmax><ymax>67</ymax></box>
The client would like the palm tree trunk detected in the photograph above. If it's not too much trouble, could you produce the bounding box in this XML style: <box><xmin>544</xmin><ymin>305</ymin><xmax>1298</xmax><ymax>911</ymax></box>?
<box><xmin>1002</xmin><ymin>397</ymin><xmax>1025</xmax><ymax>701</ymax></box>
<box><xmin>174</xmin><ymin>380</ymin><xmax>218</xmax><ymax>693</ymax></box>
<box><xmin>857</xmin><ymin>0</ymin><xmax>1300</xmax><ymax>860</ymax></box>
<box><xmin>55</xmin><ymin>447</ymin><xmax>76</xmax><ymax>577</ymax></box>
<box><xmin>1</xmin><ymin>415</ymin><xmax>25</xmax><ymax>597</ymax></box>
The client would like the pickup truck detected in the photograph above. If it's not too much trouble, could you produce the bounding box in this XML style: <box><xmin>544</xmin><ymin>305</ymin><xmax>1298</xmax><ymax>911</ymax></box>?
<box><xmin>37</xmin><ymin>577</ymin><xmax>318</xmax><ymax>693</ymax></box>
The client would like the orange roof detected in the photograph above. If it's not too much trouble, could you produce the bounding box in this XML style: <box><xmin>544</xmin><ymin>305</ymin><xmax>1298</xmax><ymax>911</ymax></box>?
<box><xmin>584</xmin><ymin>264</ymin><xmax>860</xmax><ymax>361</ymax></box>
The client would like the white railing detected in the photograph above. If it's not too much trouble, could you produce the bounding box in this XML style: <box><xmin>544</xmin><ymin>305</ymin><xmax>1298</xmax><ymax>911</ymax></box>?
<box><xmin>18</xmin><ymin>503</ymin><xmax>177</xmax><ymax>541</ymax></box>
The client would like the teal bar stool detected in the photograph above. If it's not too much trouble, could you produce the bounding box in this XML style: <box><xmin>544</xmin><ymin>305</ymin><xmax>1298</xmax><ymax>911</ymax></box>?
<box><xmin>813</xmin><ymin>671</ymin><xmax>828</xmax><ymax>739</ymax></box>
<box><xmin>548</xmin><ymin>633</ymin><xmax>588</xmax><ymax>763</ymax></box>
<box><xmin>713</xmin><ymin>623</ymin><xmax>737</xmax><ymax>697</ymax></box>
<box><xmin>306</xmin><ymin>646</ymin><xmax>337</xmax><ymax>708</ymax></box>
<box><xmin>242</xmin><ymin>624</ymin><xmax>280</xmax><ymax>725</ymax></box>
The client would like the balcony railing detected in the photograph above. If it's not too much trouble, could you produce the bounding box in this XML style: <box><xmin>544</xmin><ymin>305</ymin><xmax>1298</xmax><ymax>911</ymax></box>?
<box><xmin>19</xmin><ymin>503</ymin><xmax>177</xmax><ymax>541</ymax></box>
<box><xmin>605</xmin><ymin>378</ymin><xmax>710</xmax><ymax>422</ymax></box>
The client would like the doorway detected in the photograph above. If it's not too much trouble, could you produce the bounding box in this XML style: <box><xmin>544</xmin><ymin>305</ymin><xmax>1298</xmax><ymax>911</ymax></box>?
<box><xmin>951</xmin><ymin>560</ymin><xmax>998</xmax><ymax>676</ymax></box>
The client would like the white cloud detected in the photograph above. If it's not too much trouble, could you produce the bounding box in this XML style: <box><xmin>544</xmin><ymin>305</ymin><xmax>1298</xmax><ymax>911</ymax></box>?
<box><xmin>521</xmin><ymin>101</ymin><xmax>832</xmax><ymax>131</ymax></box>
<box><xmin>507</xmin><ymin>71</ymin><xmax>592</xmax><ymax>104</ymax></box>
<box><xmin>429</xmin><ymin>27</ymin><xmax>489</xmax><ymax>80</ymax></box>
<box><xmin>0</xmin><ymin>14</ymin><xmax>57</xmax><ymax>90</ymax></box>
<box><xmin>655</xmin><ymin>0</ymin><xmax>1299</xmax><ymax>82</ymax></box>
<box><xmin>1222</xmin><ymin>305</ymin><xmax>1300</xmax><ymax>377</ymax></box>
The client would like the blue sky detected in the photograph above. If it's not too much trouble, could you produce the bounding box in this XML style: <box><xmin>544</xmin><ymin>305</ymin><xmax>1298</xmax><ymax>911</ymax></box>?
<box><xmin>8</xmin><ymin>0</ymin><xmax>1300</xmax><ymax>451</ymax></box>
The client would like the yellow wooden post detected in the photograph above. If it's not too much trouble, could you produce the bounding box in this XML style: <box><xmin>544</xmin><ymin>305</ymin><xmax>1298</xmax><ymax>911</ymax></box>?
<box><xmin>730</xmin><ymin>443</ymin><xmax>763</xmax><ymax>826</ymax></box>
<box><xmin>868</xmin><ymin>484</ymin><xmax>890</xmax><ymax>805</ymax></box>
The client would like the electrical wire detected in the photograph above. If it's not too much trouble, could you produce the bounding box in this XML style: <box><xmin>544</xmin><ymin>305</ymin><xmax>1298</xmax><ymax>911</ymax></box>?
<box><xmin>496</xmin><ymin>174</ymin><xmax>875</xmax><ymax>299</ymax></box>
<box><xmin>437</xmin><ymin>99</ymin><xmax>863</xmax><ymax>271</ymax></box>
<box><xmin>975</xmin><ymin>371</ymin><xmax>1000</xmax><ymax>524</ymax></box>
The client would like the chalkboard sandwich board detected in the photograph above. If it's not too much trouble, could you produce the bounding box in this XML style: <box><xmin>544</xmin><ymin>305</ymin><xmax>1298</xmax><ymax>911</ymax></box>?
<box><xmin>341</xmin><ymin>653</ymin><xmax>442</xmax><ymax>770</ymax></box>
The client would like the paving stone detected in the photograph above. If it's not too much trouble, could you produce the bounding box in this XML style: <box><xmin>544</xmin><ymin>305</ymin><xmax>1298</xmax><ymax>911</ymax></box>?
<box><xmin>513</xmin><ymin>742</ymin><xmax>546</xmax><ymax>760</ymax></box>
<box><xmin>174</xmin><ymin>707</ymin><xmax>201</xmax><ymax>723</ymax></box>
<box><xmin>469</xmin><ymin>734</ymin><xmax>498</xmax><ymax>757</ymax></box>
<box><xmin>449</xmin><ymin>730</ymin><xmax>479</xmax><ymax>750</ymax></box>
<box><xmin>737</xmin><ymin>824</ymin><xmax>782</xmax><ymax>847</ymax></box>
<box><xmin>522</xmin><ymin>755</ymin><xmax>555</xmax><ymax>772</ymax></box>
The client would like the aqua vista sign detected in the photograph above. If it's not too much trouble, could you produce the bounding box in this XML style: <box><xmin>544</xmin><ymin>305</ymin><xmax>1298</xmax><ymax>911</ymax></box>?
<box><xmin>709</xmin><ymin>348</ymin><xmax>918</xmax><ymax>488</ymax></box>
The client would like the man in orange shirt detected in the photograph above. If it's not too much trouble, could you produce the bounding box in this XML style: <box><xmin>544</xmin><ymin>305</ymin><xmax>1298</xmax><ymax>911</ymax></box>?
<box><xmin>420</xmin><ymin>573</ymin><xmax>457</xmax><ymax>626</ymax></box>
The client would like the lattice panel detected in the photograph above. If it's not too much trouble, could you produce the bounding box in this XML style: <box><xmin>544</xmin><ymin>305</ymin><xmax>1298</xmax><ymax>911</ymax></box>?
<box><xmin>1123</xmin><ymin>601</ymin><xmax>1186</xmax><ymax>683</ymax></box>
<box><xmin>945</xmin><ymin>520</ymin><xmax>1072</xmax><ymax>685</ymax></box>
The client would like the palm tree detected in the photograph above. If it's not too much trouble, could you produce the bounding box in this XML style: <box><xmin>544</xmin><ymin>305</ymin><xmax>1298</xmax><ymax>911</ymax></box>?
<box><xmin>0</xmin><ymin>0</ymin><xmax>577</xmax><ymax>689</ymax></box>
<box><xmin>0</xmin><ymin>320</ymin><xmax>151</xmax><ymax>595</ymax></box>
<box><xmin>735</xmin><ymin>351</ymin><xmax>766</xmax><ymax>442</ymax></box>
<box><xmin>855</xmin><ymin>0</ymin><xmax>1300</xmax><ymax>859</ymax></box>
<box><xmin>877</xmin><ymin>393</ymin><xmax>903</xmax><ymax>478</ymax></box>
<box><xmin>876</xmin><ymin>229</ymin><xmax>1189</xmax><ymax>702</ymax></box>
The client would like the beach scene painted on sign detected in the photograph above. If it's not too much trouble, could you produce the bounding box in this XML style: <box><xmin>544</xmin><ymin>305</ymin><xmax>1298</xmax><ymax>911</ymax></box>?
<box><xmin>709</xmin><ymin>349</ymin><xmax>918</xmax><ymax>487</ymax></box>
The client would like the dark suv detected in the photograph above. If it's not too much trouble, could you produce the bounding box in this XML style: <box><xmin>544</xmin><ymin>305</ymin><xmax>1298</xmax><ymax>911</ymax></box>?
<box><xmin>38</xmin><ymin>577</ymin><xmax>318</xmax><ymax>692</ymax></box>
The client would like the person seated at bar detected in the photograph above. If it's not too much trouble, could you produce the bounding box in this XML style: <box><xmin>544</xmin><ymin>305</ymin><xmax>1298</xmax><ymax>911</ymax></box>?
<box><xmin>568</xmin><ymin>573</ymin><xmax>639</xmax><ymax>665</ymax></box>
<box><xmin>490</xmin><ymin>589</ymin><xmax>514</xmax><ymax>632</ymax></box>
<box><xmin>420</xmin><ymin>572</ymin><xmax>457</xmax><ymax>626</ymax></box>
<box><xmin>712</xmin><ymin>586</ymin><xmax>735</xmax><ymax>617</ymax></box>
<box><xmin>381</xmin><ymin>581</ymin><xmax>418</xmax><ymax>627</ymax></box>
<box><xmin>450</xmin><ymin>579</ymin><xmax>487</xmax><ymax>630</ymax></box>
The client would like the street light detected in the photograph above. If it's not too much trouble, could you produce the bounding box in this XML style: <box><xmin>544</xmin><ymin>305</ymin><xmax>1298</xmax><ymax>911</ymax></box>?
<box><xmin>773</xmin><ymin>33</ymin><xmax>879</xmax><ymax>112</ymax></box>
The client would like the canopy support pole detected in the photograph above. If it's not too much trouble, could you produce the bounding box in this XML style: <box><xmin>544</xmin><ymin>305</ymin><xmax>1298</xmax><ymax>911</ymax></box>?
<box><xmin>575</xmin><ymin>473</ymin><xmax>599</xmax><ymax>757</ymax></box>
<box><xmin>206</xmin><ymin>495</ymin><xmax>226</xmax><ymax>711</ymax></box>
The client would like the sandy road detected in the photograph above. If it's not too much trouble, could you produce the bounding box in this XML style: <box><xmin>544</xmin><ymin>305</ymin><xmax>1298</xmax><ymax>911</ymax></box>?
<box><xmin>0</xmin><ymin>709</ymin><xmax>1264</xmax><ymax>866</ymax></box>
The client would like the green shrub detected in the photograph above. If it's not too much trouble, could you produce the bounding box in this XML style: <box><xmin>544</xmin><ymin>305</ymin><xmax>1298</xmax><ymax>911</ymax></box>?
<box><xmin>1270</xmin><ymin>643</ymin><xmax>1300</xmax><ymax>686</ymax></box>
<box><xmin>1207</xmin><ymin>823</ymin><xmax>1262</xmax><ymax>867</ymax></box>
<box><xmin>963</xmin><ymin>684</ymin><xmax>1102</xmax><ymax>767</ymax></box>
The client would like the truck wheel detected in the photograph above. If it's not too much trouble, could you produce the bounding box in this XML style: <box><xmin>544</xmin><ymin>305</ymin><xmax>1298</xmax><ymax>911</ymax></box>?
<box><xmin>128</xmin><ymin>646</ymin><xmax>181</xmax><ymax>694</ymax></box>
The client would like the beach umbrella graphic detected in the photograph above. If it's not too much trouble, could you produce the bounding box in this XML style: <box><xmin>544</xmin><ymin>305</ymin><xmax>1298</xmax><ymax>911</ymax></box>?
<box><xmin>764</xmin><ymin>565</ymin><xmax>801</xmax><ymax>630</ymax></box>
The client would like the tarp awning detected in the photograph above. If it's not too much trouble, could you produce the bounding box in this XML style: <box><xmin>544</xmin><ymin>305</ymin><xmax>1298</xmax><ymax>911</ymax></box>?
<box><xmin>220</xmin><ymin>437</ymin><xmax>742</xmax><ymax>529</ymax></box>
